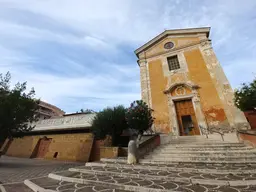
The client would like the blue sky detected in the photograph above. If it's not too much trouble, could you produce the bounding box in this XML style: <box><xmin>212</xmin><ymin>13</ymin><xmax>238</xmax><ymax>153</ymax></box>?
<box><xmin>0</xmin><ymin>0</ymin><xmax>255</xmax><ymax>113</ymax></box>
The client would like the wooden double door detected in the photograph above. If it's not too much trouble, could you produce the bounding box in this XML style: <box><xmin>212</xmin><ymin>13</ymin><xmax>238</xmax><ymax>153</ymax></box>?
<box><xmin>174</xmin><ymin>99</ymin><xmax>200</xmax><ymax>136</ymax></box>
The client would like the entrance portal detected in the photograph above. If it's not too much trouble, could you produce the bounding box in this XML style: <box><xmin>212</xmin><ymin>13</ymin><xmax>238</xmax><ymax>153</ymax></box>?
<box><xmin>36</xmin><ymin>137</ymin><xmax>52</xmax><ymax>158</ymax></box>
<box><xmin>174</xmin><ymin>100</ymin><xmax>200</xmax><ymax>136</ymax></box>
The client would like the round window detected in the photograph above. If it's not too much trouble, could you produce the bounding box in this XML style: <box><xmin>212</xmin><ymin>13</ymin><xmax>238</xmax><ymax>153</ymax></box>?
<box><xmin>164</xmin><ymin>42</ymin><xmax>174</xmax><ymax>49</ymax></box>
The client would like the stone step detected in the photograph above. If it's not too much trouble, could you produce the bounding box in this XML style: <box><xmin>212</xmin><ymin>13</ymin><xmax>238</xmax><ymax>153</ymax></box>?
<box><xmin>157</xmin><ymin>146</ymin><xmax>254</xmax><ymax>151</ymax></box>
<box><xmin>168</xmin><ymin>135</ymin><xmax>211</xmax><ymax>139</ymax></box>
<box><xmin>147</xmin><ymin>151</ymin><xmax>256</xmax><ymax>157</ymax></box>
<box><xmin>169</xmin><ymin>140</ymin><xmax>234</xmax><ymax>143</ymax></box>
<box><xmin>142</xmin><ymin>157</ymin><xmax>256</xmax><ymax>164</ymax></box>
<box><xmin>101</xmin><ymin>157</ymin><xmax>256</xmax><ymax>165</ymax></box>
<box><xmin>167</xmin><ymin>141</ymin><xmax>239</xmax><ymax>145</ymax></box>
<box><xmin>144</xmin><ymin>154</ymin><xmax>256</xmax><ymax>160</ymax></box>
<box><xmin>163</xmin><ymin>143</ymin><xmax>245</xmax><ymax>147</ymax></box>
<box><xmin>86</xmin><ymin>161</ymin><xmax>256</xmax><ymax>174</ymax></box>
<box><xmin>146</xmin><ymin>155</ymin><xmax>256</xmax><ymax>160</ymax></box>
<box><xmin>153</xmin><ymin>149</ymin><xmax>256</xmax><ymax>154</ymax></box>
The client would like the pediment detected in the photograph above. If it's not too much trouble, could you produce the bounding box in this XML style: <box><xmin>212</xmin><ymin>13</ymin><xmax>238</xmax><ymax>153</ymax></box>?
<box><xmin>135</xmin><ymin>27</ymin><xmax>210</xmax><ymax>59</ymax></box>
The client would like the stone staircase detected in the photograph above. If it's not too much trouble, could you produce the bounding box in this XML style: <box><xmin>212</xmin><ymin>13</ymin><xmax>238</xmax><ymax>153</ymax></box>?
<box><xmin>18</xmin><ymin>135</ymin><xmax>256</xmax><ymax>191</ymax></box>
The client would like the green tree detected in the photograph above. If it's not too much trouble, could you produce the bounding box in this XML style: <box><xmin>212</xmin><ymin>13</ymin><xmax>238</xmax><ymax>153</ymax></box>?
<box><xmin>234</xmin><ymin>77</ymin><xmax>256</xmax><ymax>111</ymax></box>
<box><xmin>0</xmin><ymin>72</ymin><xmax>39</xmax><ymax>143</ymax></box>
<box><xmin>125</xmin><ymin>100</ymin><xmax>154</xmax><ymax>136</ymax></box>
<box><xmin>91</xmin><ymin>105</ymin><xmax>128</xmax><ymax>146</ymax></box>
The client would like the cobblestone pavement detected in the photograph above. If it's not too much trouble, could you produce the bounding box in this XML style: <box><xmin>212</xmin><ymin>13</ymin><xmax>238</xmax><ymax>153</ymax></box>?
<box><xmin>46</xmin><ymin>170</ymin><xmax>256</xmax><ymax>192</ymax></box>
<box><xmin>72</xmin><ymin>164</ymin><xmax>256</xmax><ymax>181</ymax></box>
<box><xmin>0</xmin><ymin>156</ymin><xmax>82</xmax><ymax>184</ymax></box>
<box><xmin>29</xmin><ymin>177</ymin><xmax>128</xmax><ymax>192</ymax></box>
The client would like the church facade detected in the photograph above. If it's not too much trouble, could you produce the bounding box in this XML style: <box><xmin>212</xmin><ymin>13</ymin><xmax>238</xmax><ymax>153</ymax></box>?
<box><xmin>135</xmin><ymin>27</ymin><xmax>249</xmax><ymax>135</ymax></box>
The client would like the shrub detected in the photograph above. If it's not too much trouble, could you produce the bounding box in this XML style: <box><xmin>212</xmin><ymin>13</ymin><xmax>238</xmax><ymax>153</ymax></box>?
<box><xmin>91</xmin><ymin>105</ymin><xmax>128</xmax><ymax>146</ymax></box>
<box><xmin>125</xmin><ymin>100</ymin><xmax>154</xmax><ymax>136</ymax></box>
<box><xmin>234</xmin><ymin>78</ymin><xmax>256</xmax><ymax>111</ymax></box>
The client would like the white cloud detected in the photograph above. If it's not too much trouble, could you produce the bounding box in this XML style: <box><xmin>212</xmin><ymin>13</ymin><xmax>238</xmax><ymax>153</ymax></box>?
<box><xmin>0</xmin><ymin>0</ymin><xmax>255</xmax><ymax>112</ymax></box>
<box><xmin>0</xmin><ymin>58</ymin><xmax>140</xmax><ymax>112</ymax></box>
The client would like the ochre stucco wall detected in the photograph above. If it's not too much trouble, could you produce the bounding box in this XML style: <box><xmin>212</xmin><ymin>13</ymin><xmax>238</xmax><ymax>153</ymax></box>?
<box><xmin>146</xmin><ymin>46</ymin><xmax>229</xmax><ymax>133</ymax></box>
<box><xmin>6</xmin><ymin>136</ymin><xmax>40</xmax><ymax>158</ymax></box>
<box><xmin>184</xmin><ymin>48</ymin><xmax>228</xmax><ymax>127</ymax></box>
<box><xmin>138</xmin><ymin>30</ymin><xmax>248</xmax><ymax>133</ymax></box>
<box><xmin>148</xmin><ymin>59</ymin><xmax>170</xmax><ymax>133</ymax></box>
<box><xmin>44</xmin><ymin>133</ymin><xmax>93</xmax><ymax>162</ymax></box>
<box><xmin>6</xmin><ymin>133</ymin><xmax>94</xmax><ymax>162</ymax></box>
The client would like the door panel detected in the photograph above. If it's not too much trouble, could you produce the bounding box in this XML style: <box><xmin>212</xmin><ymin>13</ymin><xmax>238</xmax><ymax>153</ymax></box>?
<box><xmin>175</xmin><ymin>100</ymin><xmax>200</xmax><ymax>136</ymax></box>
<box><xmin>36</xmin><ymin>138</ymin><xmax>52</xmax><ymax>158</ymax></box>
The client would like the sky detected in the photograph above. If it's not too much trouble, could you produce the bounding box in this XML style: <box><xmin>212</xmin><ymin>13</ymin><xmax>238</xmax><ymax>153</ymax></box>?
<box><xmin>0</xmin><ymin>0</ymin><xmax>255</xmax><ymax>113</ymax></box>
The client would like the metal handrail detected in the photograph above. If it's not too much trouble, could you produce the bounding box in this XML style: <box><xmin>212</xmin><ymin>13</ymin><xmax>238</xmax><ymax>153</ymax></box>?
<box><xmin>199</xmin><ymin>125</ymin><xmax>225</xmax><ymax>141</ymax></box>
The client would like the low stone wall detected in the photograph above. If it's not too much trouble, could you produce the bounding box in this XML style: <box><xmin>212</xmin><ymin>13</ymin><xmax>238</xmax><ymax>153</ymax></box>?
<box><xmin>238</xmin><ymin>130</ymin><xmax>256</xmax><ymax>147</ymax></box>
<box><xmin>100</xmin><ymin>147</ymin><xmax>119</xmax><ymax>159</ymax></box>
<box><xmin>138</xmin><ymin>134</ymin><xmax>160</xmax><ymax>158</ymax></box>
<box><xmin>90</xmin><ymin>137</ymin><xmax>119</xmax><ymax>161</ymax></box>
<box><xmin>118</xmin><ymin>135</ymin><xmax>160</xmax><ymax>159</ymax></box>
<box><xmin>244</xmin><ymin>111</ymin><xmax>256</xmax><ymax>129</ymax></box>
<box><xmin>118</xmin><ymin>147</ymin><xmax>128</xmax><ymax>157</ymax></box>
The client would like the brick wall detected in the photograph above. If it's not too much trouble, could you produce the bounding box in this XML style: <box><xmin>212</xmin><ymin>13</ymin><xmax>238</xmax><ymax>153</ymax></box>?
<box><xmin>5</xmin><ymin>133</ymin><xmax>94</xmax><ymax>162</ymax></box>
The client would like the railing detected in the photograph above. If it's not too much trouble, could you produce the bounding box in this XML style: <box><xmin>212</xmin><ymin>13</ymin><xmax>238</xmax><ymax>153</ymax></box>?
<box><xmin>199</xmin><ymin>125</ymin><xmax>239</xmax><ymax>141</ymax></box>
<box><xmin>199</xmin><ymin>125</ymin><xmax>225</xmax><ymax>141</ymax></box>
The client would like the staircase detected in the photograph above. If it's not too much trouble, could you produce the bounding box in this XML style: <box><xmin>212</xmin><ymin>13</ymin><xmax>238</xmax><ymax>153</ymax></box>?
<box><xmin>20</xmin><ymin>135</ymin><xmax>256</xmax><ymax>191</ymax></box>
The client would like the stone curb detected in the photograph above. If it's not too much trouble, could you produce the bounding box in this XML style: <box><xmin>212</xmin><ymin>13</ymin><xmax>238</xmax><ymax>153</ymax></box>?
<box><xmin>100</xmin><ymin>158</ymin><xmax>256</xmax><ymax>164</ymax></box>
<box><xmin>85</xmin><ymin>162</ymin><xmax>256</xmax><ymax>174</ymax></box>
<box><xmin>24</xmin><ymin>179</ymin><xmax>56</xmax><ymax>192</ymax></box>
<box><xmin>141</xmin><ymin>159</ymin><xmax>256</xmax><ymax>164</ymax></box>
<box><xmin>48</xmin><ymin>173</ymin><xmax>173</xmax><ymax>192</ymax></box>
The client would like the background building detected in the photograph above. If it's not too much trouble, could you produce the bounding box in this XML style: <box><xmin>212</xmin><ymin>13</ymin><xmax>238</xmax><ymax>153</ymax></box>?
<box><xmin>38</xmin><ymin>101</ymin><xmax>65</xmax><ymax>120</ymax></box>
<box><xmin>135</xmin><ymin>27</ymin><xmax>249</xmax><ymax>135</ymax></box>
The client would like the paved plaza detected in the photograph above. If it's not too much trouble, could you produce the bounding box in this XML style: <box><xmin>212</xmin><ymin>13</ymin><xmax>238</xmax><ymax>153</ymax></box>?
<box><xmin>0</xmin><ymin>155</ymin><xmax>82</xmax><ymax>191</ymax></box>
<box><xmin>2</xmin><ymin>136</ymin><xmax>256</xmax><ymax>192</ymax></box>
